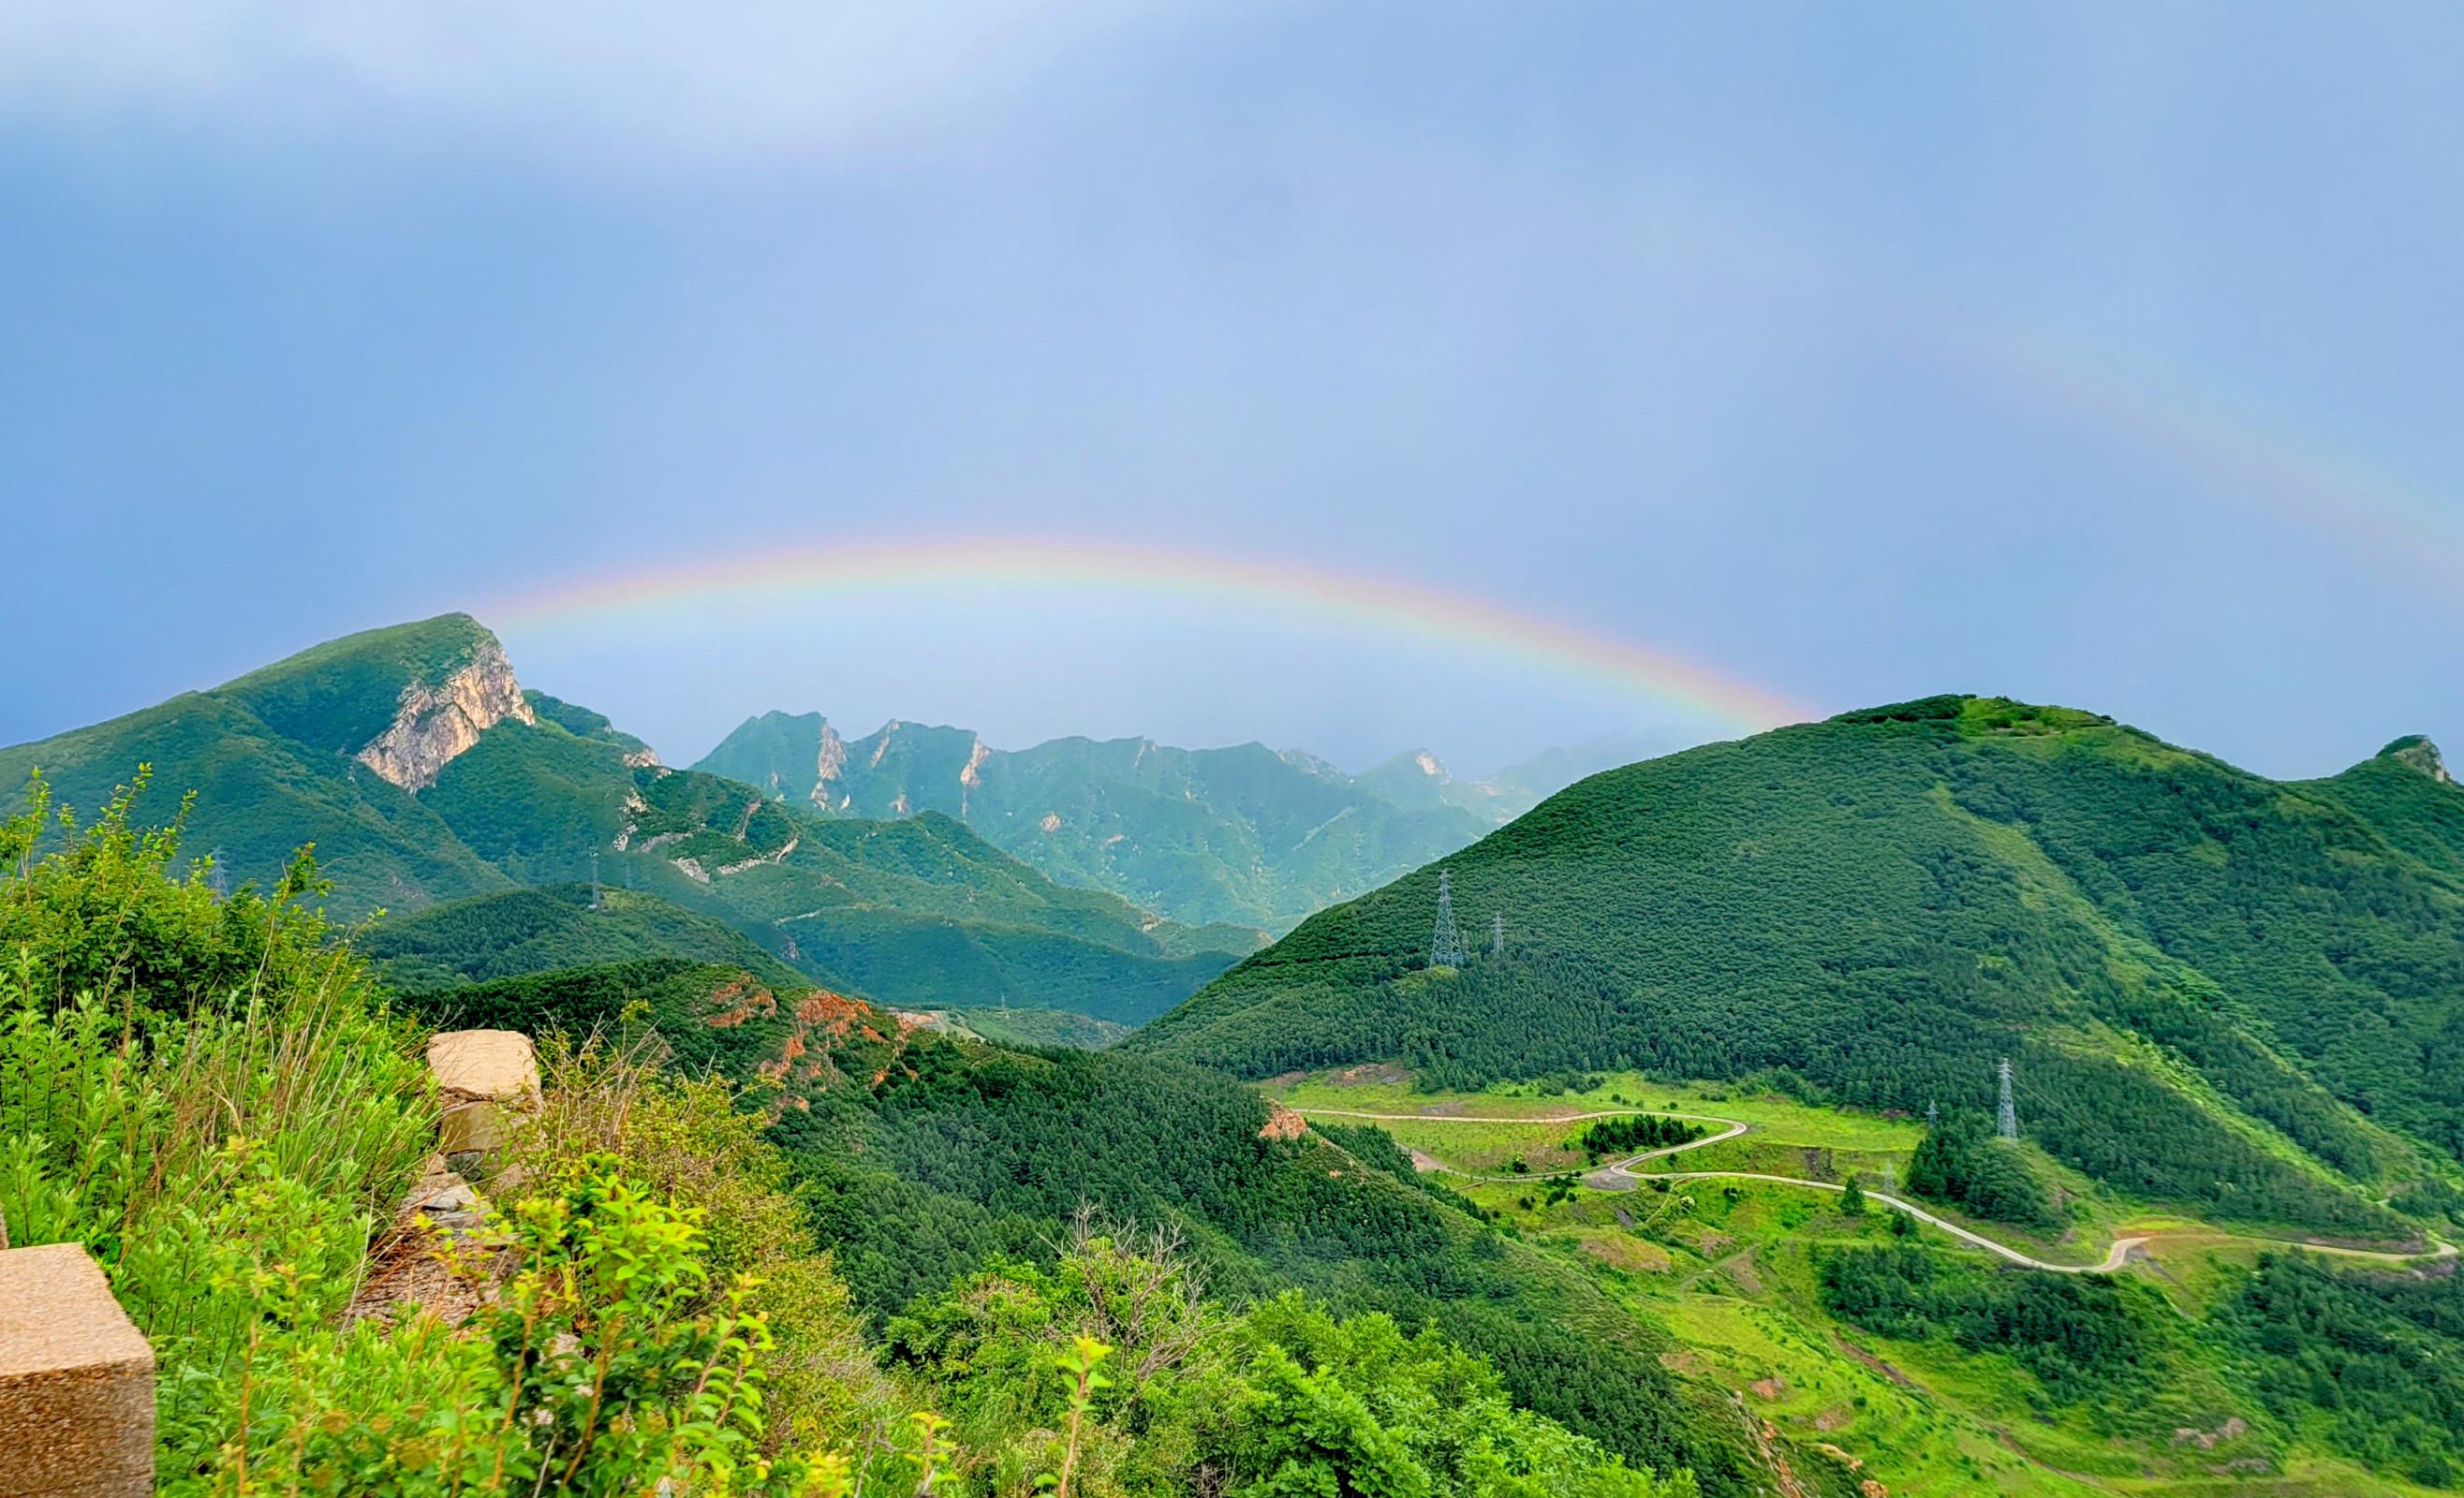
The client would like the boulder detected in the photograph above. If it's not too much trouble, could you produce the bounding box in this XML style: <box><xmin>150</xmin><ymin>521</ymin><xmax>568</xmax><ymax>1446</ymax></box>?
<box><xmin>427</xmin><ymin>1029</ymin><xmax>541</xmax><ymax>1157</ymax></box>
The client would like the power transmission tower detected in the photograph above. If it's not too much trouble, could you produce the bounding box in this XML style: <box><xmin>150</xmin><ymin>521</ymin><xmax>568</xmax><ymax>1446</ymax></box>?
<box><xmin>1925</xmin><ymin>1099</ymin><xmax>1939</xmax><ymax>1130</ymax></box>
<box><xmin>207</xmin><ymin>848</ymin><xmax>229</xmax><ymax>900</ymax></box>
<box><xmin>1882</xmin><ymin>1162</ymin><xmax>1896</xmax><ymax>1196</ymax></box>
<box><xmin>590</xmin><ymin>852</ymin><xmax>603</xmax><ymax>912</ymax></box>
<box><xmin>1997</xmin><ymin>1057</ymin><xmax>2018</xmax><ymax>1140</ymax></box>
<box><xmin>1490</xmin><ymin>912</ymin><xmax>1505</xmax><ymax>960</ymax></box>
<box><xmin>1429</xmin><ymin>870</ymin><xmax>1468</xmax><ymax>967</ymax></box>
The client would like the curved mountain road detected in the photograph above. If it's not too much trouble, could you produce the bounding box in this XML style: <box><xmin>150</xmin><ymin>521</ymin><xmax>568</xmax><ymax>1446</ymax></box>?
<box><xmin>1291</xmin><ymin>1104</ymin><xmax>2453</xmax><ymax>1275</ymax></box>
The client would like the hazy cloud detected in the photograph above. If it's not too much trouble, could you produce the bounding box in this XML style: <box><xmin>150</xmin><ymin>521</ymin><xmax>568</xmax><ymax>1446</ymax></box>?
<box><xmin>0</xmin><ymin>1</ymin><xmax>1196</xmax><ymax>163</ymax></box>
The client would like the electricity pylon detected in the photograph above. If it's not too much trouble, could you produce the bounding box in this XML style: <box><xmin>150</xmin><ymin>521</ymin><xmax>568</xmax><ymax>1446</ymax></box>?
<box><xmin>1490</xmin><ymin>912</ymin><xmax>1505</xmax><ymax>960</ymax></box>
<box><xmin>1997</xmin><ymin>1057</ymin><xmax>2018</xmax><ymax>1140</ymax></box>
<box><xmin>1429</xmin><ymin>870</ymin><xmax>1468</xmax><ymax>967</ymax></box>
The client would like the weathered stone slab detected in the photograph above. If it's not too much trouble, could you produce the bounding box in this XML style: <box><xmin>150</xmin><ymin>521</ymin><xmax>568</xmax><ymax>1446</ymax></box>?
<box><xmin>0</xmin><ymin>1242</ymin><xmax>155</xmax><ymax>1498</ymax></box>
<box><xmin>428</xmin><ymin>1028</ymin><xmax>541</xmax><ymax>1157</ymax></box>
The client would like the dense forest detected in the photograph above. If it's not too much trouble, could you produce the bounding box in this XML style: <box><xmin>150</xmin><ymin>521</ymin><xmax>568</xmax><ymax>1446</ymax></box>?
<box><xmin>1136</xmin><ymin>696</ymin><xmax>2462</xmax><ymax>1238</ymax></box>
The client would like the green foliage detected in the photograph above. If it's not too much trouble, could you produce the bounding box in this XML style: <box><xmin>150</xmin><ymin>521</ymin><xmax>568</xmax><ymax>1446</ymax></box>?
<box><xmin>787</xmin><ymin>1033</ymin><xmax>1740</xmax><ymax>1487</ymax></box>
<box><xmin>0</xmin><ymin>778</ymin><xmax>434</xmax><ymax>1335</ymax></box>
<box><xmin>168</xmin><ymin>1157</ymin><xmax>858</xmax><ymax>1498</ymax></box>
<box><xmin>1818</xmin><ymin>1244</ymin><xmax>2145</xmax><ymax>1404</ymax></box>
<box><xmin>1575</xmin><ymin>1114</ymin><xmax>1703</xmax><ymax>1163</ymax></box>
<box><xmin>952</xmin><ymin>1006</ymin><xmax>1132</xmax><ymax>1050</ymax></box>
<box><xmin>888</xmin><ymin>1230</ymin><xmax>1698</xmax><ymax>1497</ymax></box>
<box><xmin>1137</xmin><ymin>698</ymin><xmax>2455</xmax><ymax>1235</ymax></box>
<box><xmin>2217</xmin><ymin>1252</ymin><xmax>2464</xmax><ymax>1487</ymax></box>
<box><xmin>362</xmin><ymin>884</ymin><xmax>809</xmax><ymax>991</ymax></box>
<box><xmin>214</xmin><ymin>613</ymin><xmax>499</xmax><ymax>756</ymax></box>
<box><xmin>1903</xmin><ymin>1112</ymin><xmax>2056</xmax><ymax>1228</ymax></box>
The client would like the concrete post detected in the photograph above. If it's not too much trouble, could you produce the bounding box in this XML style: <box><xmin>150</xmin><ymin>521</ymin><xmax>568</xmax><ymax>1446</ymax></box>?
<box><xmin>0</xmin><ymin>1242</ymin><xmax>155</xmax><ymax>1498</ymax></box>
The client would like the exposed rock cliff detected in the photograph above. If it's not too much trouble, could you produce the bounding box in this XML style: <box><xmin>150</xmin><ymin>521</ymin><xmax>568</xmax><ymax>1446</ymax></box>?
<box><xmin>808</xmin><ymin>723</ymin><xmax>848</xmax><ymax>808</ymax></box>
<box><xmin>2390</xmin><ymin>735</ymin><xmax>2454</xmax><ymax>785</ymax></box>
<box><xmin>354</xmin><ymin>639</ymin><xmax>536</xmax><ymax>792</ymax></box>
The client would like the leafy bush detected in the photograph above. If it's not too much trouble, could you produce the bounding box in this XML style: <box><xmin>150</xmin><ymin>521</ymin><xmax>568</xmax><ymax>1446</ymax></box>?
<box><xmin>890</xmin><ymin>1224</ymin><xmax>1700</xmax><ymax>1497</ymax></box>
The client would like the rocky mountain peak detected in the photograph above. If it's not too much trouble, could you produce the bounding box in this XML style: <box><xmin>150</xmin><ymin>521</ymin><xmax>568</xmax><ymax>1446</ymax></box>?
<box><xmin>2384</xmin><ymin>735</ymin><xmax>2453</xmax><ymax>785</ymax></box>
<box><xmin>355</xmin><ymin>638</ymin><xmax>535</xmax><ymax>792</ymax></box>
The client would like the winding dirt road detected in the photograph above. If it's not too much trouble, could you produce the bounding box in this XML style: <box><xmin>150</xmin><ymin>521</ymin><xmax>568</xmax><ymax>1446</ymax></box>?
<box><xmin>1291</xmin><ymin>1103</ymin><xmax>2453</xmax><ymax>1275</ymax></box>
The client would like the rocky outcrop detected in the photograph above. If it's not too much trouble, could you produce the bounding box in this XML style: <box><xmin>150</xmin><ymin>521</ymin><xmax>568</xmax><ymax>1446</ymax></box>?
<box><xmin>2391</xmin><ymin>736</ymin><xmax>2454</xmax><ymax>785</ymax></box>
<box><xmin>807</xmin><ymin>724</ymin><xmax>848</xmax><ymax>809</ymax></box>
<box><xmin>1259</xmin><ymin>1103</ymin><xmax>1308</xmax><ymax>1141</ymax></box>
<box><xmin>355</xmin><ymin>639</ymin><xmax>536</xmax><ymax>792</ymax></box>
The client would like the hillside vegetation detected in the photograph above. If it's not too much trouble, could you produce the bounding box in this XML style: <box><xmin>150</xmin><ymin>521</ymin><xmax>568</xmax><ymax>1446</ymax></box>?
<box><xmin>3</xmin><ymin>783</ymin><xmax>1712</xmax><ymax>1495</ymax></box>
<box><xmin>0</xmin><ymin>614</ymin><xmax>1247</xmax><ymax>1021</ymax></box>
<box><xmin>1138</xmin><ymin>697</ymin><xmax>2464</xmax><ymax>1240</ymax></box>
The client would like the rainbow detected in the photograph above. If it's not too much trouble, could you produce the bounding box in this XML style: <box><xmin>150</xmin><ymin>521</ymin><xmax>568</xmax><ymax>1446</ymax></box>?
<box><xmin>485</xmin><ymin>538</ymin><xmax>1810</xmax><ymax>732</ymax></box>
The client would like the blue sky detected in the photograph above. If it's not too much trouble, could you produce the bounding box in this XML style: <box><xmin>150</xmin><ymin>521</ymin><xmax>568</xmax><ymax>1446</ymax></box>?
<box><xmin>3</xmin><ymin>4</ymin><xmax>2459</xmax><ymax>778</ymax></box>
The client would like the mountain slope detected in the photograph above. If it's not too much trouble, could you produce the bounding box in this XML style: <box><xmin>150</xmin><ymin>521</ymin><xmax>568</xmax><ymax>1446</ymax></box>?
<box><xmin>1</xmin><ymin>615</ymin><xmax>1244</xmax><ymax>1019</ymax></box>
<box><xmin>694</xmin><ymin>711</ymin><xmax>1511</xmax><ymax>932</ymax></box>
<box><xmin>359</xmin><ymin>883</ymin><xmax>810</xmax><ymax>992</ymax></box>
<box><xmin>0</xmin><ymin>616</ymin><xmax>524</xmax><ymax>911</ymax></box>
<box><xmin>404</xmin><ymin>955</ymin><xmax>1755</xmax><ymax>1491</ymax></box>
<box><xmin>1136</xmin><ymin>696</ymin><xmax>2464</xmax><ymax>1237</ymax></box>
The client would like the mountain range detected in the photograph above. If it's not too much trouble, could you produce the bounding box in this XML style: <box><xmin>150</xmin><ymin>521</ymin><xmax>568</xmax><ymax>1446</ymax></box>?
<box><xmin>692</xmin><ymin>711</ymin><xmax>1645</xmax><ymax>932</ymax></box>
<box><xmin>0</xmin><ymin>615</ymin><xmax>1250</xmax><ymax>1020</ymax></box>
<box><xmin>17</xmin><ymin>616</ymin><xmax>2464</xmax><ymax>1494</ymax></box>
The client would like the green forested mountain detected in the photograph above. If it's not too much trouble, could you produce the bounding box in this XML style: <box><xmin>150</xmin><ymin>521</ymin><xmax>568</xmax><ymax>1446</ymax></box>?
<box><xmin>693</xmin><ymin>710</ymin><xmax>1545</xmax><ymax>932</ymax></box>
<box><xmin>1137</xmin><ymin>696</ymin><xmax>2464</xmax><ymax>1238</ymax></box>
<box><xmin>1</xmin><ymin>614</ymin><xmax>1246</xmax><ymax>1020</ymax></box>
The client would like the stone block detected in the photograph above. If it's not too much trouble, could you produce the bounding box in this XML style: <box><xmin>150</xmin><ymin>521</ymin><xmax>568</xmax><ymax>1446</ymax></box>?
<box><xmin>0</xmin><ymin>1242</ymin><xmax>155</xmax><ymax>1498</ymax></box>
<box><xmin>428</xmin><ymin>1028</ymin><xmax>541</xmax><ymax>1156</ymax></box>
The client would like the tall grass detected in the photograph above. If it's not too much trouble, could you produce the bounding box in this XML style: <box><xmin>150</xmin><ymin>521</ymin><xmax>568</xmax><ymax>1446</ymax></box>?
<box><xmin>0</xmin><ymin>774</ymin><xmax>435</xmax><ymax>1468</ymax></box>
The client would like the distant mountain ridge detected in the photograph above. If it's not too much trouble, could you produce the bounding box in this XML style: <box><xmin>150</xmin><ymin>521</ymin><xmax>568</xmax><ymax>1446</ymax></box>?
<box><xmin>0</xmin><ymin>614</ymin><xmax>1246</xmax><ymax>1020</ymax></box>
<box><xmin>692</xmin><ymin>712</ymin><xmax>1648</xmax><ymax>931</ymax></box>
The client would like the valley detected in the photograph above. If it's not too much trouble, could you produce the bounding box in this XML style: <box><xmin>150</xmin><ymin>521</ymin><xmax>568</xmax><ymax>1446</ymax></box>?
<box><xmin>1276</xmin><ymin>1066</ymin><xmax>2461</xmax><ymax>1496</ymax></box>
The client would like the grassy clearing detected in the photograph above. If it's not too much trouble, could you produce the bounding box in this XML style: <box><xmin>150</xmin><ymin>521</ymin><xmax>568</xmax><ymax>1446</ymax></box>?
<box><xmin>1270</xmin><ymin>1067</ymin><xmax>1924</xmax><ymax>1148</ymax></box>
